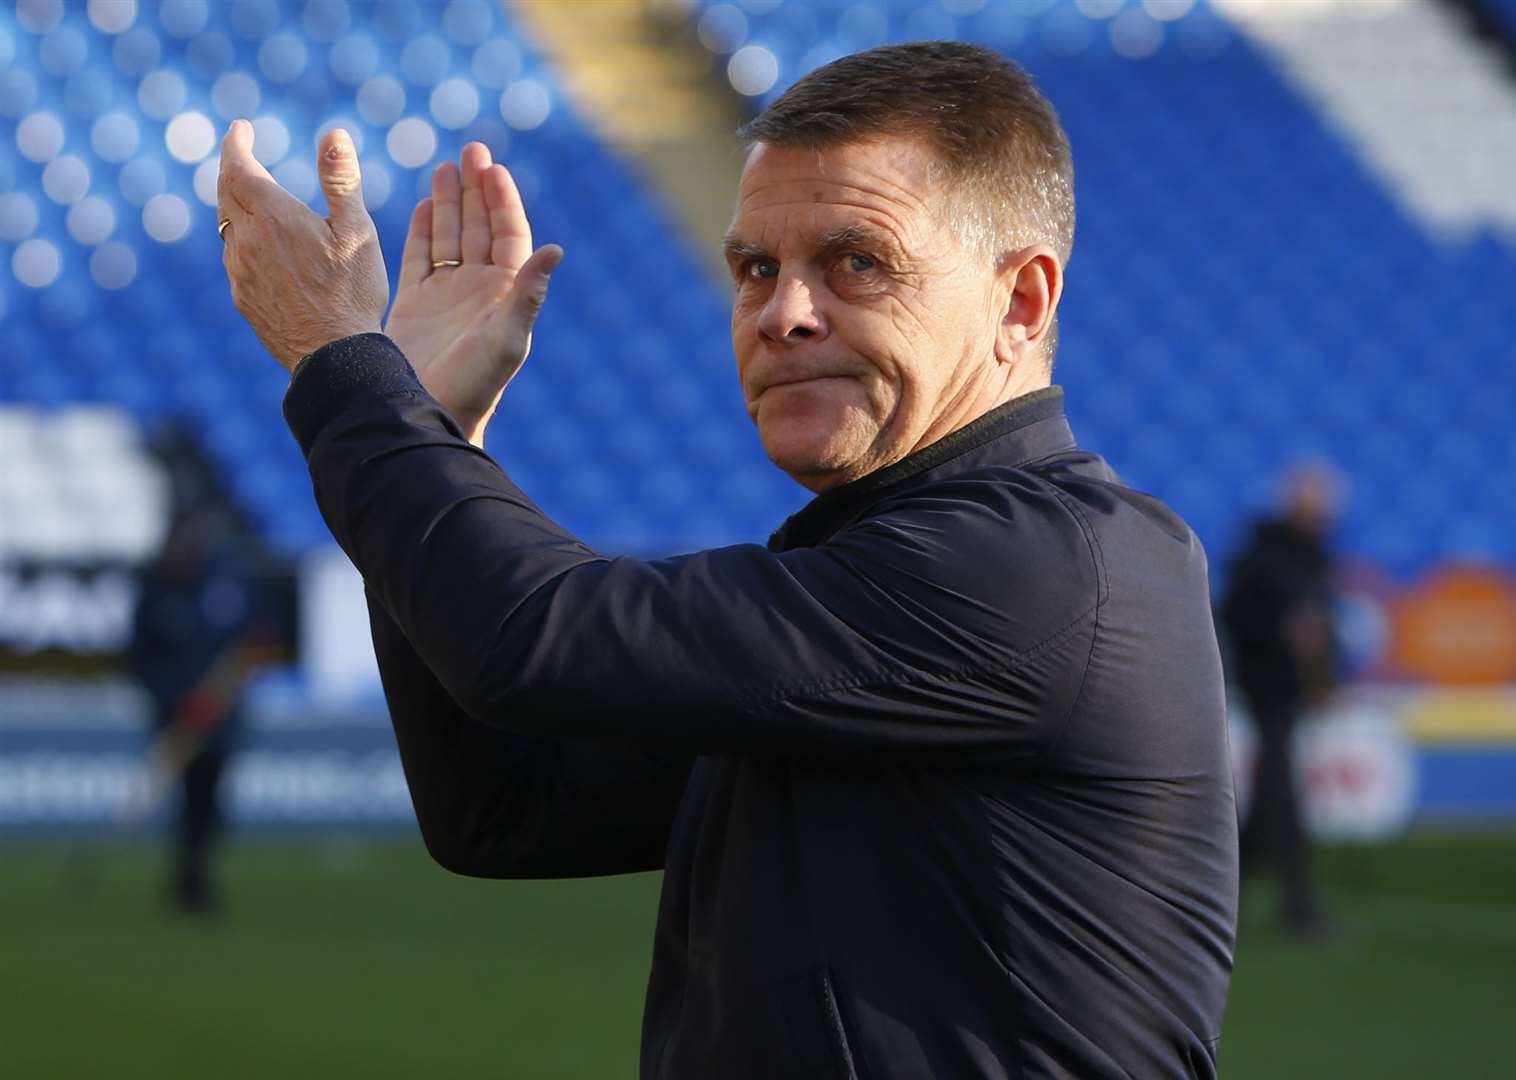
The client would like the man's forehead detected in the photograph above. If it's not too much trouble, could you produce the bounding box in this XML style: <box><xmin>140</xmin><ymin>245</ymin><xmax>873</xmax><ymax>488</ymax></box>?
<box><xmin>738</xmin><ymin>138</ymin><xmax>938</xmax><ymax>201</ymax></box>
<box><xmin>729</xmin><ymin>137</ymin><xmax>942</xmax><ymax>248</ymax></box>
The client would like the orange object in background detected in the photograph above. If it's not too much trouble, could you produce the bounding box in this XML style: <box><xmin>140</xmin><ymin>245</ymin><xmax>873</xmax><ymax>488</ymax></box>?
<box><xmin>1388</xmin><ymin>565</ymin><xmax>1516</xmax><ymax>685</ymax></box>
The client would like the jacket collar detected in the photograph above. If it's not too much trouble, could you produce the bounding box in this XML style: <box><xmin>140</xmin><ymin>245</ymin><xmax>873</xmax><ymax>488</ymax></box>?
<box><xmin>768</xmin><ymin>385</ymin><xmax>1074</xmax><ymax>551</ymax></box>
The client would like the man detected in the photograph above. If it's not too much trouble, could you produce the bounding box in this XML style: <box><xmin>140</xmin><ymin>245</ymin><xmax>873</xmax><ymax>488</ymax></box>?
<box><xmin>219</xmin><ymin>41</ymin><xmax>1236</xmax><ymax>1079</ymax></box>
<box><xmin>1222</xmin><ymin>464</ymin><xmax>1341</xmax><ymax>937</ymax></box>
<box><xmin>129</xmin><ymin>501</ymin><xmax>255</xmax><ymax>917</ymax></box>
<box><xmin>128</xmin><ymin>428</ymin><xmax>278</xmax><ymax>917</ymax></box>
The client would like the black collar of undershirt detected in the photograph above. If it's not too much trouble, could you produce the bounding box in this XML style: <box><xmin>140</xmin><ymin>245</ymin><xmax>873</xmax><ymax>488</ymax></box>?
<box><xmin>767</xmin><ymin>385</ymin><xmax>1068</xmax><ymax>551</ymax></box>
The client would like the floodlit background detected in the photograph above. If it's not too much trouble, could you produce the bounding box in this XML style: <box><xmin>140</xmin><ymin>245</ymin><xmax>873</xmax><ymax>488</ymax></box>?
<box><xmin>2</xmin><ymin>0</ymin><xmax>1514</xmax><ymax>1076</ymax></box>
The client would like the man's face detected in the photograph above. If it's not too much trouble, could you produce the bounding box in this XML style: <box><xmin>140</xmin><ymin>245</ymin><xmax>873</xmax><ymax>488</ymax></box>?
<box><xmin>725</xmin><ymin>137</ymin><xmax>1003</xmax><ymax>492</ymax></box>
<box><xmin>1287</xmin><ymin>465</ymin><xmax>1341</xmax><ymax>535</ymax></box>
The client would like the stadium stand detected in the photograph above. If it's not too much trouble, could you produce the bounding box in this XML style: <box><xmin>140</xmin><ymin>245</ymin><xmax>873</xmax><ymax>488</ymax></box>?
<box><xmin>0</xmin><ymin>0</ymin><xmax>767</xmax><ymax>561</ymax></box>
<box><xmin>1</xmin><ymin>0</ymin><xmax>1513</xmax><ymax>582</ymax></box>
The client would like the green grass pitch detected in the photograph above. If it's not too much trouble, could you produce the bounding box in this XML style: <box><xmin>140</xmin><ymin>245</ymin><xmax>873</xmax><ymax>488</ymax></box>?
<box><xmin>1</xmin><ymin>830</ymin><xmax>1510</xmax><ymax>1078</ymax></box>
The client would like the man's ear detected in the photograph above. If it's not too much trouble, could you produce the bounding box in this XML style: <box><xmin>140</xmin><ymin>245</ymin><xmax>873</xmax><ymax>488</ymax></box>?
<box><xmin>993</xmin><ymin>245</ymin><xmax>1064</xmax><ymax>366</ymax></box>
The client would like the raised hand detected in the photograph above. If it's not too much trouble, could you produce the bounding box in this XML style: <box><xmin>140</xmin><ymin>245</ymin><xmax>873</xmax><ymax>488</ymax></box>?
<box><xmin>384</xmin><ymin>142</ymin><xmax>562</xmax><ymax>448</ymax></box>
<box><xmin>218</xmin><ymin>120</ymin><xmax>389</xmax><ymax>369</ymax></box>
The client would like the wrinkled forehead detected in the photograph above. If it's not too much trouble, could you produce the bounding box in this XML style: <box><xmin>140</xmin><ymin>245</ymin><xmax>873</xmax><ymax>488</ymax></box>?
<box><xmin>729</xmin><ymin>137</ymin><xmax>948</xmax><ymax>254</ymax></box>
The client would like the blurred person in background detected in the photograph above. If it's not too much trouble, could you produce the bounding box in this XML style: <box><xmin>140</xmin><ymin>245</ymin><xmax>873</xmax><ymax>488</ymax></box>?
<box><xmin>1221</xmin><ymin>463</ymin><xmax>1342</xmax><ymax>938</ymax></box>
<box><xmin>128</xmin><ymin>429</ymin><xmax>266</xmax><ymax>918</ymax></box>
<box><xmin>216</xmin><ymin>42</ymin><xmax>1238</xmax><ymax>1079</ymax></box>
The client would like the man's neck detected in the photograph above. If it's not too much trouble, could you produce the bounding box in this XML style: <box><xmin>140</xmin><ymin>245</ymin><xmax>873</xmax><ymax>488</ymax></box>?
<box><xmin>917</xmin><ymin>364</ymin><xmax>1050</xmax><ymax>459</ymax></box>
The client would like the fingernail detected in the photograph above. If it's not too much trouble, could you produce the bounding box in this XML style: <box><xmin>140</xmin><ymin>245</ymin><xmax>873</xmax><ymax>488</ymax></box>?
<box><xmin>325</xmin><ymin>129</ymin><xmax>352</xmax><ymax>159</ymax></box>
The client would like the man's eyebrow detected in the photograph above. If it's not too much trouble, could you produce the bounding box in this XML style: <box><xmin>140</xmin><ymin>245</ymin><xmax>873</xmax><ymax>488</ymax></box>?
<box><xmin>815</xmin><ymin>225</ymin><xmax>899</xmax><ymax>255</ymax></box>
<box><xmin>720</xmin><ymin>225</ymin><xmax>902</xmax><ymax>264</ymax></box>
<box><xmin>721</xmin><ymin>236</ymin><xmax>768</xmax><ymax>263</ymax></box>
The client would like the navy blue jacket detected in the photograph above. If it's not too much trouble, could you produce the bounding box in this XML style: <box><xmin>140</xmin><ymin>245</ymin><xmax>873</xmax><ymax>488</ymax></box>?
<box><xmin>285</xmin><ymin>334</ymin><xmax>1238</xmax><ymax>1079</ymax></box>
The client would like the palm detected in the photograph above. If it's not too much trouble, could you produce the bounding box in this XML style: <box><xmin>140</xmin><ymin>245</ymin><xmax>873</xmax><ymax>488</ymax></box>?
<box><xmin>381</xmin><ymin>142</ymin><xmax>550</xmax><ymax>445</ymax></box>
<box><xmin>385</xmin><ymin>263</ymin><xmax>517</xmax><ymax>377</ymax></box>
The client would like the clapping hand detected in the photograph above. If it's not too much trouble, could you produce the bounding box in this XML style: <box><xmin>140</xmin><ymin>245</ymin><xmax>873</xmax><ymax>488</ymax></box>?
<box><xmin>218</xmin><ymin>122</ymin><xmax>560</xmax><ymax>447</ymax></box>
<box><xmin>217</xmin><ymin>120</ymin><xmax>389</xmax><ymax>369</ymax></box>
<box><xmin>383</xmin><ymin>141</ymin><xmax>562</xmax><ymax>447</ymax></box>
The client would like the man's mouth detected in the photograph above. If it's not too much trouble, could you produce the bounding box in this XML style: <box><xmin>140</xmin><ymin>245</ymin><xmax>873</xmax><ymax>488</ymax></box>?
<box><xmin>760</xmin><ymin>373</ymin><xmax>853</xmax><ymax>392</ymax></box>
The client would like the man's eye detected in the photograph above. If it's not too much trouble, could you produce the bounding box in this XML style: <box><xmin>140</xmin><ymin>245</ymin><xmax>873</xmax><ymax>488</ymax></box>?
<box><xmin>746</xmin><ymin>260</ymin><xmax>778</xmax><ymax>280</ymax></box>
<box><xmin>842</xmin><ymin>253</ymin><xmax>875</xmax><ymax>273</ymax></box>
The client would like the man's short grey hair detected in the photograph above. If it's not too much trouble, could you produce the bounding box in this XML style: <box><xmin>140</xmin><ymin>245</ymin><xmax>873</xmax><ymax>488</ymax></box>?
<box><xmin>736</xmin><ymin>41</ymin><xmax>1076</xmax><ymax>267</ymax></box>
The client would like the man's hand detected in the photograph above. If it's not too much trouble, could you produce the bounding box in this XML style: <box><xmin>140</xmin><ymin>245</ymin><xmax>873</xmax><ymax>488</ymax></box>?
<box><xmin>218</xmin><ymin>120</ymin><xmax>389</xmax><ymax>370</ymax></box>
<box><xmin>383</xmin><ymin>142</ymin><xmax>562</xmax><ymax>447</ymax></box>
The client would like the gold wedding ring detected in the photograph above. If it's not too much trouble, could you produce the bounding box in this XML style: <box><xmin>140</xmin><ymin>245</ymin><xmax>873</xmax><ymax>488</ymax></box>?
<box><xmin>217</xmin><ymin>219</ymin><xmax>231</xmax><ymax>240</ymax></box>
<box><xmin>431</xmin><ymin>259</ymin><xmax>463</xmax><ymax>269</ymax></box>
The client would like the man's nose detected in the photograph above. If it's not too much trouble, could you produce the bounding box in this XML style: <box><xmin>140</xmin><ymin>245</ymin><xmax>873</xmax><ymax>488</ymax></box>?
<box><xmin>756</xmin><ymin>273</ymin><xmax>826</xmax><ymax>344</ymax></box>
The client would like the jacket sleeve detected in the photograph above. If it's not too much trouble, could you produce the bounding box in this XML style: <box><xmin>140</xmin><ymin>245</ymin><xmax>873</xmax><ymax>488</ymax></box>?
<box><xmin>286</xmin><ymin>334</ymin><xmax>1101</xmax><ymax>757</ymax></box>
<box><xmin>367</xmin><ymin>592</ymin><xmax>694</xmax><ymax>878</ymax></box>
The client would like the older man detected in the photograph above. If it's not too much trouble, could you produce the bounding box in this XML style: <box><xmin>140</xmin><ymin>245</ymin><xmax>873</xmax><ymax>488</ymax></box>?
<box><xmin>220</xmin><ymin>41</ymin><xmax>1236</xmax><ymax>1080</ymax></box>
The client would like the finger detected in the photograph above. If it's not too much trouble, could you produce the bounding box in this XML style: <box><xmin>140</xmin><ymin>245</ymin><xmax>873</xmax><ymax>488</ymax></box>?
<box><xmin>397</xmin><ymin>197</ymin><xmax>434</xmax><ymax>291</ymax></box>
<box><xmin>459</xmin><ymin>143</ymin><xmax>493</xmax><ymax>264</ymax></box>
<box><xmin>430</xmin><ymin>160</ymin><xmax>461</xmax><ymax>265</ymax></box>
<box><xmin>482</xmin><ymin>163</ymin><xmax>532</xmax><ymax>271</ymax></box>
<box><xmin>317</xmin><ymin>127</ymin><xmax>368</xmax><ymax>237</ymax></box>
<box><xmin>216</xmin><ymin>118</ymin><xmax>276</xmax><ymax>222</ymax></box>
<box><xmin>491</xmin><ymin>244</ymin><xmax>563</xmax><ymax>355</ymax></box>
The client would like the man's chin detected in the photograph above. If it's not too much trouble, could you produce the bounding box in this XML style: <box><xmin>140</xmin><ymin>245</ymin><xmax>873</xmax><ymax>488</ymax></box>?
<box><xmin>751</xmin><ymin>390</ymin><xmax>885</xmax><ymax>489</ymax></box>
<box><xmin>757</xmin><ymin>426</ymin><xmax>869</xmax><ymax>491</ymax></box>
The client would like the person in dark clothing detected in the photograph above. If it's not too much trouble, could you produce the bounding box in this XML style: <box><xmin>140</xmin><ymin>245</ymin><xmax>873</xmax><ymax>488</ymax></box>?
<box><xmin>128</xmin><ymin>503</ymin><xmax>260</xmax><ymax>916</ymax></box>
<box><xmin>218</xmin><ymin>42</ymin><xmax>1238</xmax><ymax>1079</ymax></box>
<box><xmin>1221</xmin><ymin>465</ymin><xmax>1341</xmax><ymax>936</ymax></box>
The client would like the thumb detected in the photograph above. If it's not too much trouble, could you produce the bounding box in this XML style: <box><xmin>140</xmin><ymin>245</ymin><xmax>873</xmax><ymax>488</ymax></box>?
<box><xmin>491</xmin><ymin>244</ymin><xmax>564</xmax><ymax>364</ymax></box>
<box><xmin>317</xmin><ymin>127</ymin><xmax>367</xmax><ymax>232</ymax></box>
<box><xmin>222</xmin><ymin>118</ymin><xmax>276</xmax><ymax>184</ymax></box>
<box><xmin>505</xmin><ymin>244</ymin><xmax>563</xmax><ymax>327</ymax></box>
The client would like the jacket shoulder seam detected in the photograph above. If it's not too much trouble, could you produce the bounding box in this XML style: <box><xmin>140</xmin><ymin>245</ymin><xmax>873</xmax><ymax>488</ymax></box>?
<box><xmin>1047</xmin><ymin>484</ymin><xmax>1109</xmax><ymax>608</ymax></box>
<box><xmin>1035</xmin><ymin>487</ymin><xmax>1108</xmax><ymax>761</ymax></box>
